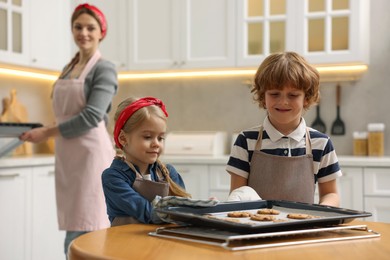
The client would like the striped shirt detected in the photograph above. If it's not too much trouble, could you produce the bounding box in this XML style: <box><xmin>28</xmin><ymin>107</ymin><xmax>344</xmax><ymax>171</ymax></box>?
<box><xmin>226</xmin><ymin>117</ymin><xmax>342</xmax><ymax>183</ymax></box>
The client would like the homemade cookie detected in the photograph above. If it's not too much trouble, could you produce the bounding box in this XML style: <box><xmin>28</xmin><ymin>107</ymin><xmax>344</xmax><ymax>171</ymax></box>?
<box><xmin>257</xmin><ymin>208</ymin><xmax>280</xmax><ymax>215</ymax></box>
<box><xmin>250</xmin><ymin>214</ymin><xmax>275</xmax><ymax>221</ymax></box>
<box><xmin>286</xmin><ymin>213</ymin><xmax>313</xmax><ymax>219</ymax></box>
<box><xmin>227</xmin><ymin>211</ymin><xmax>252</xmax><ymax>218</ymax></box>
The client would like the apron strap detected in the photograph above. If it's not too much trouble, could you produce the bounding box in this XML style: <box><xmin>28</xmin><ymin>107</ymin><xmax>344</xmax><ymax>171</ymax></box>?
<box><xmin>78</xmin><ymin>50</ymin><xmax>102</xmax><ymax>80</ymax></box>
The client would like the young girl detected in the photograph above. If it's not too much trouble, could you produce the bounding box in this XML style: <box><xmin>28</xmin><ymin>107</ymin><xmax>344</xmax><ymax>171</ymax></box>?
<box><xmin>226</xmin><ymin>52</ymin><xmax>341</xmax><ymax>207</ymax></box>
<box><xmin>102</xmin><ymin>97</ymin><xmax>191</xmax><ymax>226</ymax></box>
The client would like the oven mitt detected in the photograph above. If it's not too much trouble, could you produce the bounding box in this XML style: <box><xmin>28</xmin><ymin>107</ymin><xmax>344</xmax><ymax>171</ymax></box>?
<box><xmin>227</xmin><ymin>186</ymin><xmax>262</xmax><ymax>201</ymax></box>
<box><xmin>151</xmin><ymin>196</ymin><xmax>219</xmax><ymax>224</ymax></box>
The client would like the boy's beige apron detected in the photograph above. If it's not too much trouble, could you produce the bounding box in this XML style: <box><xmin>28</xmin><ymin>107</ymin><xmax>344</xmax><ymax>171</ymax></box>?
<box><xmin>111</xmin><ymin>162</ymin><xmax>169</xmax><ymax>226</ymax></box>
<box><xmin>53</xmin><ymin>50</ymin><xmax>113</xmax><ymax>231</ymax></box>
<box><xmin>248</xmin><ymin>127</ymin><xmax>315</xmax><ymax>204</ymax></box>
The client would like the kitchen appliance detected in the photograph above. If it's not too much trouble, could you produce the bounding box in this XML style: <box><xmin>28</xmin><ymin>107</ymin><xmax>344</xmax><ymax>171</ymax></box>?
<box><xmin>164</xmin><ymin>131</ymin><xmax>228</xmax><ymax>156</ymax></box>
<box><xmin>0</xmin><ymin>122</ymin><xmax>43</xmax><ymax>158</ymax></box>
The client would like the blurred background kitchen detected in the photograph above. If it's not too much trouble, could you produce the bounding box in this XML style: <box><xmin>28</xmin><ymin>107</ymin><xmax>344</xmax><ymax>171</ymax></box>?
<box><xmin>1</xmin><ymin>0</ymin><xmax>388</xmax><ymax>156</ymax></box>
<box><xmin>1</xmin><ymin>1</ymin><xmax>390</xmax><ymax>259</ymax></box>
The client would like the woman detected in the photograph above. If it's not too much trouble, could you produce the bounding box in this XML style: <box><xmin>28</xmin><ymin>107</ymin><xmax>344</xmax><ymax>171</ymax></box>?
<box><xmin>20</xmin><ymin>3</ymin><xmax>117</xmax><ymax>256</ymax></box>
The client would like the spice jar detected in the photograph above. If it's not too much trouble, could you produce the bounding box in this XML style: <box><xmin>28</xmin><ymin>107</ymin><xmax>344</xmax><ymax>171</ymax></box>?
<box><xmin>353</xmin><ymin>131</ymin><xmax>368</xmax><ymax>156</ymax></box>
<box><xmin>367</xmin><ymin>123</ymin><xmax>385</xmax><ymax>156</ymax></box>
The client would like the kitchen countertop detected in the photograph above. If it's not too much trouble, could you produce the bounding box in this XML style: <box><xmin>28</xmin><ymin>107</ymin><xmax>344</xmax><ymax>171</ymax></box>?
<box><xmin>2</xmin><ymin>154</ymin><xmax>390</xmax><ymax>168</ymax></box>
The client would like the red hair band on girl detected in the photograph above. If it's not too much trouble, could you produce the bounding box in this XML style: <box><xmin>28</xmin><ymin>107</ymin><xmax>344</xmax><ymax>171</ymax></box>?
<box><xmin>74</xmin><ymin>3</ymin><xmax>107</xmax><ymax>39</ymax></box>
<box><xmin>114</xmin><ymin>97</ymin><xmax>169</xmax><ymax>149</ymax></box>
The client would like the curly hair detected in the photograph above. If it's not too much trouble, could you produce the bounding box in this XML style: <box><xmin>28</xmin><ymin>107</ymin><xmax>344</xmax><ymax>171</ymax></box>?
<box><xmin>251</xmin><ymin>52</ymin><xmax>320</xmax><ymax>110</ymax></box>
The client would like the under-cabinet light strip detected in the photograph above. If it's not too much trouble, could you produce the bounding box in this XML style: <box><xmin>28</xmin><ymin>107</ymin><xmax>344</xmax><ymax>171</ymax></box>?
<box><xmin>0</xmin><ymin>68</ymin><xmax>58</xmax><ymax>81</ymax></box>
<box><xmin>0</xmin><ymin>65</ymin><xmax>368</xmax><ymax>81</ymax></box>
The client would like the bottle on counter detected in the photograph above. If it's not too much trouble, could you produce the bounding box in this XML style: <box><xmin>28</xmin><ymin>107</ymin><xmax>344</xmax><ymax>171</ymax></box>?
<box><xmin>367</xmin><ymin>123</ymin><xmax>385</xmax><ymax>156</ymax></box>
<box><xmin>353</xmin><ymin>131</ymin><xmax>368</xmax><ymax>156</ymax></box>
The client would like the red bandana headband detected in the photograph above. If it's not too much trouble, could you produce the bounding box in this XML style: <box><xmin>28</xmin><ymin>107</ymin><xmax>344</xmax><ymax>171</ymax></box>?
<box><xmin>114</xmin><ymin>97</ymin><xmax>169</xmax><ymax>149</ymax></box>
<box><xmin>74</xmin><ymin>3</ymin><xmax>107</xmax><ymax>39</ymax></box>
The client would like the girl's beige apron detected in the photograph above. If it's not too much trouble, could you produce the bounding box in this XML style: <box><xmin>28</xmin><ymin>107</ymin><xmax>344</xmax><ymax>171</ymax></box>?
<box><xmin>248</xmin><ymin>127</ymin><xmax>315</xmax><ymax>204</ymax></box>
<box><xmin>53</xmin><ymin>50</ymin><xmax>113</xmax><ymax>231</ymax></box>
<box><xmin>111</xmin><ymin>162</ymin><xmax>169</xmax><ymax>226</ymax></box>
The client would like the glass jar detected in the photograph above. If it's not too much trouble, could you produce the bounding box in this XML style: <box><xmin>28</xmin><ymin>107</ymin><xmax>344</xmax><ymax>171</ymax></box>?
<box><xmin>353</xmin><ymin>131</ymin><xmax>368</xmax><ymax>156</ymax></box>
<box><xmin>367</xmin><ymin>123</ymin><xmax>385</xmax><ymax>156</ymax></box>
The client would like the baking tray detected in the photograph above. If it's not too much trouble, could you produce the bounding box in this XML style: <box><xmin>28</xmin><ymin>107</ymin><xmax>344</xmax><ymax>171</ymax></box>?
<box><xmin>0</xmin><ymin>122</ymin><xmax>43</xmax><ymax>158</ymax></box>
<box><xmin>149</xmin><ymin>224</ymin><xmax>380</xmax><ymax>251</ymax></box>
<box><xmin>156</xmin><ymin>200</ymin><xmax>372</xmax><ymax>233</ymax></box>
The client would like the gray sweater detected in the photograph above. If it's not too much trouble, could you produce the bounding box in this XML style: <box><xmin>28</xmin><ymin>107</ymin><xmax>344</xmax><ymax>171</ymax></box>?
<box><xmin>58</xmin><ymin>59</ymin><xmax>118</xmax><ymax>138</ymax></box>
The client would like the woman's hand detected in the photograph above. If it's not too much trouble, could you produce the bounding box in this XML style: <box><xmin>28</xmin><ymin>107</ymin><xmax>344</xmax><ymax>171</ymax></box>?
<box><xmin>19</xmin><ymin>126</ymin><xmax>59</xmax><ymax>144</ymax></box>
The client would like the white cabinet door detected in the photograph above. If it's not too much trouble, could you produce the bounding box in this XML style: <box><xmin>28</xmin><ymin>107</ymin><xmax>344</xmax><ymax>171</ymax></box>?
<box><xmin>128</xmin><ymin>0</ymin><xmax>178</xmax><ymax>70</ymax></box>
<box><xmin>208</xmin><ymin>165</ymin><xmax>230</xmax><ymax>201</ymax></box>
<box><xmin>31</xmin><ymin>165</ymin><xmax>65</xmax><ymax>260</ymax></box>
<box><xmin>29</xmin><ymin>0</ymin><xmax>71</xmax><ymax>70</ymax></box>
<box><xmin>0</xmin><ymin>0</ymin><xmax>29</xmax><ymax>66</ymax></box>
<box><xmin>127</xmin><ymin>0</ymin><xmax>235</xmax><ymax>70</ymax></box>
<box><xmin>338</xmin><ymin>167</ymin><xmax>364</xmax><ymax>211</ymax></box>
<box><xmin>364</xmin><ymin>197</ymin><xmax>390</xmax><ymax>223</ymax></box>
<box><xmin>174</xmin><ymin>164</ymin><xmax>209</xmax><ymax>199</ymax></box>
<box><xmin>82</xmin><ymin>0</ymin><xmax>128</xmax><ymax>71</ymax></box>
<box><xmin>296</xmin><ymin>0</ymin><xmax>369</xmax><ymax>65</ymax></box>
<box><xmin>0</xmin><ymin>167</ymin><xmax>31</xmax><ymax>260</ymax></box>
<box><xmin>179</xmin><ymin>0</ymin><xmax>235</xmax><ymax>69</ymax></box>
<box><xmin>363</xmin><ymin>167</ymin><xmax>390</xmax><ymax>223</ymax></box>
<box><xmin>237</xmin><ymin>0</ymin><xmax>369</xmax><ymax>67</ymax></box>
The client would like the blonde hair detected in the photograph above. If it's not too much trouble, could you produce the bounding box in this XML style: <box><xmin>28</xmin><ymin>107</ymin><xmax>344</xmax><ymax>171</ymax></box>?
<box><xmin>115</xmin><ymin>97</ymin><xmax>191</xmax><ymax>198</ymax></box>
<box><xmin>251</xmin><ymin>51</ymin><xmax>320</xmax><ymax>110</ymax></box>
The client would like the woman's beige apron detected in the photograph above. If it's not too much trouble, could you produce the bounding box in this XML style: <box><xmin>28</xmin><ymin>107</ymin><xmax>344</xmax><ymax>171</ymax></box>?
<box><xmin>53</xmin><ymin>50</ymin><xmax>113</xmax><ymax>231</ymax></box>
<box><xmin>248</xmin><ymin>127</ymin><xmax>315</xmax><ymax>204</ymax></box>
<box><xmin>111</xmin><ymin>162</ymin><xmax>169</xmax><ymax>226</ymax></box>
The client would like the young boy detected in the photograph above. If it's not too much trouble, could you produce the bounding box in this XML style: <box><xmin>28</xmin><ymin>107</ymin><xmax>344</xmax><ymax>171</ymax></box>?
<box><xmin>226</xmin><ymin>52</ymin><xmax>341</xmax><ymax>207</ymax></box>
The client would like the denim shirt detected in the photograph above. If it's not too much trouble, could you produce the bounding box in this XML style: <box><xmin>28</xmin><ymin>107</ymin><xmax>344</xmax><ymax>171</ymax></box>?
<box><xmin>102</xmin><ymin>158</ymin><xmax>186</xmax><ymax>223</ymax></box>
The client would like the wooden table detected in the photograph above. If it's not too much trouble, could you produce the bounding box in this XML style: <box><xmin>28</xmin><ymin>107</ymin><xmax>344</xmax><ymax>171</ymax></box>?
<box><xmin>69</xmin><ymin>220</ymin><xmax>390</xmax><ymax>260</ymax></box>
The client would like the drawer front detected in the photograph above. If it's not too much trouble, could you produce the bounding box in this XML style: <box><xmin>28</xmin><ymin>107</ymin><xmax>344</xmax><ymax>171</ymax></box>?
<box><xmin>364</xmin><ymin>168</ymin><xmax>390</xmax><ymax>196</ymax></box>
<box><xmin>209</xmin><ymin>165</ymin><xmax>230</xmax><ymax>201</ymax></box>
<box><xmin>174</xmin><ymin>164</ymin><xmax>209</xmax><ymax>200</ymax></box>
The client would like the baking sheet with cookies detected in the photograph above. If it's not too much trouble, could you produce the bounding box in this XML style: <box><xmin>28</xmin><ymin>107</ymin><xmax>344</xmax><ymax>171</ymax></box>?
<box><xmin>156</xmin><ymin>200</ymin><xmax>372</xmax><ymax>233</ymax></box>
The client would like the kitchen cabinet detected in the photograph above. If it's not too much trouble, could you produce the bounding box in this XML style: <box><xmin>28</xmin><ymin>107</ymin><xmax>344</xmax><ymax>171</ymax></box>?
<box><xmin>88</xmin><ymin>0</ymin><xmax>235</xmax><ymax>71</ymax></box>
<box><xmin>237</xmin><ymin>0</ymin><xmax>369</xmax><ymax>67</ymax></box>
<box><xmin>0</xmin><ymin>160</ymin><xmax>64</xmax><ymax>260</ymax></box>
<box><xmin>29</xmin><ymin>0</ymin><xmax>71</xmax><ymax>70</ymax></box>
<box><xmin>208</xmin><ymin>165</ymin><xmax>230</xmax><ymax>201</ymax></box>
<box><xmin>363</xmin><ymin>167</ymin><xmax>390</xmax><ymax>222</ymax></box>
<box><xmin>0</xmin><ymin>0</ymin><xmax>71</xmax><ymax>70</ymax></box>
<box><xmin>174</xmin><ymin>164</ymin><xmax>209</xmax><ymax>199</ymax></box>
<box><xmin>127</xmin><ymin>0</ymin><xmax>235</xmax><ymax>71</ymax></box>
<box><xmin>77</xmin><ymin>0</ymin><xmax>129</xmax><ymax>71</ymax></box>
<box><xmin>0</xmin><ymin>0</ymin><xmax>29</xmax><ymax>66</ymax></box>
<box><xmin>0</xmin><ymin>167</ymin><xmax>30</xmax><ymax>260</ymax></box>
<box><xmin>31</xmin><ymin>165</ymin><xmax>65</xmax><ymax>260</ymax></box>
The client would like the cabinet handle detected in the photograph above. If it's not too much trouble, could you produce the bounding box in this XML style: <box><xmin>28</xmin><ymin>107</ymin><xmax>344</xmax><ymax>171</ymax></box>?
<box><xmin>0</xmin><ymin>173</ymin><xmax>20</xmax><ymax>178</ymax></box>
<box><xmin>32</xmin><ymin>58</ymin><xmax>37</xmax><ymax>63</ymax></box>
<box><xmin>48</xmin><ymin>171</ymin><xmax>55</xmax><ymax>176</ymax></box>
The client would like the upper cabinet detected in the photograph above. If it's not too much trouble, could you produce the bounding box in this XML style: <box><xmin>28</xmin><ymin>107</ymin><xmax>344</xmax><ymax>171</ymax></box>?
<box><xmin>86</xmin><ymin>0</ymin><xmax>235</xmax><ymax>71</ymax></box>
<box><xmin>0</xmin><ymin>0</ymin><xmax>71</xmax><ymax>71</ymax></box>
<box><xmin>0</xmin><ymin>0</ymin><xmax>29</xmax><ymax>65</ymax></box>
<box><xmin>28</xmin><ymin>0</ymin><xmax>71</xmax><ymax>70</ymax></box>
<box><xmin>127</xmin><ymin>0</ymin><xmax>235</xmax><ymax>71</ymax></box>
<box><xmin>237</xmin><ymin>0</ymin><xmax>369</xmax><ymax>67</ymax></box>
